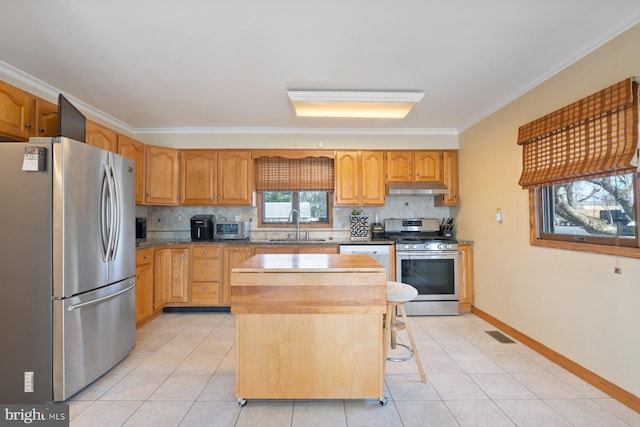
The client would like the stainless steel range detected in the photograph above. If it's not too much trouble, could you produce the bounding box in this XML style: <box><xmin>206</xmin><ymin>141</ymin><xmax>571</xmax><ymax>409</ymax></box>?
<box><xmin>384</xmin><ymin>218</ymin><xmax>459</xmax><ymax>316</ymax></box>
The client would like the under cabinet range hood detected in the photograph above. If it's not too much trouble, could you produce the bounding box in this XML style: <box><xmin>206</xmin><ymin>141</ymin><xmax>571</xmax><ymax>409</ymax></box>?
<box><xmin>385</xmin><ymin>182</ymin><xmax>449</xmax><ymax>196</ymax></box>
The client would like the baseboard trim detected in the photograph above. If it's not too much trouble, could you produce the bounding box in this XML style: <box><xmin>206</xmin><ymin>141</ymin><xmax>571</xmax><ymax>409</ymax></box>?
<box><xmin>471</xmin><ymin>306</ymin><xmax>640</xmax><ymax>413</ymax></box>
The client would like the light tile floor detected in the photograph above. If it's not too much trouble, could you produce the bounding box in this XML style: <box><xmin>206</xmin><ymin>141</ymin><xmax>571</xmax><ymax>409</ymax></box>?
<box><xmin>68</xmin><ymin>313</ymin><xmax>640</xmax><ymax>426</ymax></box>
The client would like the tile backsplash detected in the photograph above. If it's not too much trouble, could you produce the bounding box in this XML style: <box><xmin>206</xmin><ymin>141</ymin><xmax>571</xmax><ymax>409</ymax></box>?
<box><xmin>136</xmin><ymin>196</ymin><xmax>453</xmax><ymax>240</ymax></box>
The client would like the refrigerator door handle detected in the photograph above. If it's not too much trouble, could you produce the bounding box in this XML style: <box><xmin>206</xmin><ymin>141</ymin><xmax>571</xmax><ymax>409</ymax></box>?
<box><xmin>99</xmin><ymin>164</ymin><xmax>111</xmax><ymax>261</ymax></box>
<box><xmin>107</xmin><ymin>163</ymin><xmax>121</xmax><ymax>261</ymax></box>
<box><xmin>67</xmin><ymin>283</ymin><xmax>136</xmax><ymax>311</ymax></box>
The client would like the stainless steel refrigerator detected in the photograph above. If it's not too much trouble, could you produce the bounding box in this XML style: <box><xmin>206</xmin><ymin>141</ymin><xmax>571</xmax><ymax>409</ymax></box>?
<box><xmin>0</xmin><ymin>137</ymin><xmax>136</xmax><ymax>403</ymax></box>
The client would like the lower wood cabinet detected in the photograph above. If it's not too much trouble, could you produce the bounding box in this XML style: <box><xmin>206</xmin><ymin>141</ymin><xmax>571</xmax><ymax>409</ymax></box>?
<box><xmin>458</xmin><ymin>243</ymin><xmax>474</xmax><ymax>312</ymax></box>
<box><xmin>222</xmin><ymin>246</ymin><xmax>252</xmax><ymax>306</ymax></box>
<box><xmin>155</xmin><ymin>246</ymin><xmax>190</xmax><ymax>304</ymax></box>
<box><xmin>191</xmin><ymin>245</ymin><xmax>222</xmax><ymax>305</ymax></box>
<box><xmin>135</xmin><ymin>248</ymin><xmax>155</xmax><ymax>326</ymax></box>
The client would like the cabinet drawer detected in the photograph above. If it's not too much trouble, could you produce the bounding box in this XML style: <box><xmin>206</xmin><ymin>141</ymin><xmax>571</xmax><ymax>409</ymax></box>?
<box><xmin>192</xmin><ymin>245</ymin><xmax>222</xmax><ymax>258</ymax></box>
<box><xmin>191</xmin><ymin>282</ymin><xmax>220</xmax><ymax>305</ymax></box>
<box><xmin>136</xmin><ymin>248</ymin><xmax>154</xmax><ymax>265</ymax></box>
<box><xmin>192</xmin><ymin>259</ymin><xmax>221</xmax><ymax>282</ymax></box>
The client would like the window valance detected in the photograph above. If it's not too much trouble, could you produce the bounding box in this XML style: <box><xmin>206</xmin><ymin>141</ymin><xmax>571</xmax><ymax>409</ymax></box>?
<box><xmin>518</xmin><ymin>78</ymin><xmax>639</xmax><ymax>189</ymax></box>
<box><xmin>255</xmin><ymin>156</ymin><xmax>334</xmax><ymax>191</ymax></box>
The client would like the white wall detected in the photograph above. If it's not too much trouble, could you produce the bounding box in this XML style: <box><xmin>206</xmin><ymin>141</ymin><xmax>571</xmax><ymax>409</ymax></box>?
<box><xmin>457</xmin><ymin>23</ymin><xmax>640</xmax><ymax>397</ymax></box>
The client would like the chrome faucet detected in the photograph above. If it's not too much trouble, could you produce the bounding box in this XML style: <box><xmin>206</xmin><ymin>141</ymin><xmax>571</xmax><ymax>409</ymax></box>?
<box><xmin>288</xmin><ymin>208</ymin><xmax>301</xmax><ymax>240</ymax></box>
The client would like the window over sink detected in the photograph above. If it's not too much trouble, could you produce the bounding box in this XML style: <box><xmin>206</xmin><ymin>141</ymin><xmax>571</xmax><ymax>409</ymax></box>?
<box><xmin>254</xmin><ymin>156</ymin><xmax>334</xmax><ymax>228</ymax></box>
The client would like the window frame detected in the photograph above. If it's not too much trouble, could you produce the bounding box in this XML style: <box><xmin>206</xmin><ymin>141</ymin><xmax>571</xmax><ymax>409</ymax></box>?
<box><xmin>528</xmin><ymin>173</ymin><xmax>640</xmax><ymax>258</ymax></box>
<box><xmin>256</xmin><ymin>191</ymin><xmax>334</xmax><ymax>229</ymax></box>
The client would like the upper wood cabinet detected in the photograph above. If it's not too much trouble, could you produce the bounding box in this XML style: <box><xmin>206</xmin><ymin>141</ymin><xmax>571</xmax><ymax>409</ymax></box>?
<box><xmin>180</xmin><ymin>150</ymin><xmax>252</xmax><ymax>206</ymax></box>
<box><xmin>34</xmin><ymin>98</ymin><xmax>58</xmax><ymax>137</ymax></box>
<box><xmin>435</xmin><ymin>150</ymin><xmax>459</xmax><ymax>207</ymax></box>
<box><xmin>180</xmin><ymin>150</ymin><xmax>217</xmax><ymax>205</ymax></box>
<box><xmin>145</xmin><ymin>145</ymin><xmax>180</xmax><ymax>205</ymax></box>
<box><xmin>86</xmin><ymin>120</ymin><xmax>118</xmax><ymax>152</ymax></box>
<box><xmin>217</xmin><ymin>151</ymin><xmax>252</xmax><ymax>205</ymax></box>
<box><xmin>335</xmin><ymin>151</ymin><xmax>385</xmax><ymax>206</ymax></box>
<box><xmin>386</xmin><ymin>151</ymin><xmax>441</xmax><ymax>183</ymax></box>
<box><xmin>0</xmin><ymin>80</ymin><xmax>33</xmax><ymax>141</ymax></box>
<box><xmin>117</xmin><ymin>135</ymin><xmax>146</xmax><ymax>204</ymax></box>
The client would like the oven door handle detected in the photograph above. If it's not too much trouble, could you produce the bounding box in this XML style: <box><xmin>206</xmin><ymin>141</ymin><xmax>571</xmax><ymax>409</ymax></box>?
<box><xmin>396</xmin><ymin>251</ymin><xmax>458</xmax><ymax>257</ymax></box>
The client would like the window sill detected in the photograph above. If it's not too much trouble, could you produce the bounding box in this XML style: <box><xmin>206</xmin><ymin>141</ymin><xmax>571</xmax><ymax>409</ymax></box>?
<box><xmin>531</xmin><ymin>238</ymin><xmax>640</xmax><ymax>259</ymax></box>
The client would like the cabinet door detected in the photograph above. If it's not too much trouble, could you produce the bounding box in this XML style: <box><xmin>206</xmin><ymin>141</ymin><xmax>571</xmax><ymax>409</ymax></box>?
<box><xmin>145</xmin><ymin>145</ymin><xmax>180</xmax><ymax>205</ymax></box>
<box><xmin>360</xmin><ymin>151</ymin><xmax>385</xmax><ymax>205</ymax></box>
<box><xmin>135</xmin><ymin>249</ymin><xmax>154</xmax><ymax>324</ymax></box>
<box><xmin>223</xmin><ymin>246</ymin><xmax>252</xmax><ymax>305</ymax></box>
<box><xmin>118</xmin><ymin>135</ymin><xmax>146</xmax><ymax>204</ymax></box>
<box><xmin>86</xmin><ymin>120</ymin><xmax>118</xmax><ymax>152</ymax></box>
<box><xmin>180</xmin><ymin>150</ymin><xmax>217</xmax><ymax>205</ymax></box>
<box><xmin>335</xmin><ymin>151</ymin><xmax>360</xmax><ymax>205</ymax></box>
<box><xmin>0</xmin><ymin>81</ymin><xmax>33</xmax><ymax>140</ymax></box>
<box><xmin>167</xmin><ymin>248</ymin><xmax>189</xmax><ymax>303</ymax></box>
<box><xmin>435</xmin><ymin>150</ymin><xmax>459</xmax><ymax>207</ymax></box>
<box><xmin>217</xmin><ymin>151</ymin><xmax>252</xmax><ymax>205</ymax></box>
<box><xmin>135</xmin><ymin>261</ymin><xmax>154</xmax><ymax>324</ymax></box>
<box><xmin>413</xmin><ymin>151</ymin><xmax>441</xmax><ymax>182</ymax></box>
<box><xmin>385</xmin><ymin>151</ymin><xmax>413</xmax><ymax>182</ymax></box>
<box><xmin>153</xmin><ymin>249</ymin><xmax>169</xmax><ymax>309</ymax></box>
<box><xmin>458</xmin><ymin>244</ymin><xmax>474</xmax><ymax>312</ymax></box>
<box><xmin>34</xmin><ymin>98</ymin><xmax>58</xmax><ymax>137</ymax></box>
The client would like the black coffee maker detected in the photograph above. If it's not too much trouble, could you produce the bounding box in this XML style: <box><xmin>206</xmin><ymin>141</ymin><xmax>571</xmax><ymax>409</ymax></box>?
<box><xmin>190</xmin><ymin>215</ymin><xmax>214</xmax><ymax>240</ymax></box>
<box><xmin>370</xmin><ymin>213</ymin><xmax>385</xmax><ymax>240</ymax></box>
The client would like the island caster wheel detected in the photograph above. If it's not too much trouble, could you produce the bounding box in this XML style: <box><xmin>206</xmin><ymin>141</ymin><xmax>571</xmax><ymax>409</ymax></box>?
<box><xmin>379</xmin><ymin>396</ymin><xmax>388</xmax><ymax>406</ymax></box>
<box><xmin>237</xmin><ymin>398</ymin><xmax>247</xmax><ymax>406</ymax></box>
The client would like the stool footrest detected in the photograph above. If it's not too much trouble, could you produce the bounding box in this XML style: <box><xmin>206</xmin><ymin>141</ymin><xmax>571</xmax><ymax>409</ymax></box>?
<box><xmin>386</xmin><ymin>342</ymin><xmax>414</xmax><ymax>362</ymax></box>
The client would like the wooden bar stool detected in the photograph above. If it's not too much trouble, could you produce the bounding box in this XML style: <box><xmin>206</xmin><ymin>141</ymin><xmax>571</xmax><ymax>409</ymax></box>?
<box><xmin>383</xmin><ymin>281</ymin><xmax>426</xmax><ymax>382</ymax></box>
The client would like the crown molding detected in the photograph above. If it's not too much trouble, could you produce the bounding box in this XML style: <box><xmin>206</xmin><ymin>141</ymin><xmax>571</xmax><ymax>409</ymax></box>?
<box><xmin>133</xmin><ymin>126</ymin><xmax>459</xmax><ymax>136</ymax></box>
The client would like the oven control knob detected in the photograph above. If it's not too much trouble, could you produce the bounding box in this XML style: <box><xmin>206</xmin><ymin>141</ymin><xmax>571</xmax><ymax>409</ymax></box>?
<box><xmin>411</xmin><ymin>244</ymin><xmax>417</xmax><ymax>249</ymax></box>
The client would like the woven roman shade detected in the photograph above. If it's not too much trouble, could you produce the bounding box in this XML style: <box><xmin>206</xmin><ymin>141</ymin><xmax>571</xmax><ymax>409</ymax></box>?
<box><xmin>255</xmin><ymin>156</ymin><xmax>334</xmax><ymax>191</ymax></box>
<box><xmin>518</xmin><ymin>78</ymin><xmax>639</xmax><ymax>189</ymax></box>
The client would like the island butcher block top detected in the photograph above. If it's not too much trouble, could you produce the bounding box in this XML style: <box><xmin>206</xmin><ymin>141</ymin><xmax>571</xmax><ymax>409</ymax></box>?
<box><xmin>231</xmin><ymin>253</ymin><xmax>387</xmax><ymax>315</ymax></box>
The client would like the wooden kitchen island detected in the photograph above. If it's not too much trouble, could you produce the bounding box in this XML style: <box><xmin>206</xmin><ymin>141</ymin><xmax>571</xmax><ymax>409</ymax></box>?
<box><xmin>230</xmin><ymin>253</ymin><xmax>387</xmax><ymax>404</ymax></box>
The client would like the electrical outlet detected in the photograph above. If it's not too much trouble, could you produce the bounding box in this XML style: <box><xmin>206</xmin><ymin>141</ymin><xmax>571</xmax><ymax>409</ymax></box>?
<box><xmin>24</xmin><ymin>371</ymin><xmax>34</xmax><ymax>392</ymax></box>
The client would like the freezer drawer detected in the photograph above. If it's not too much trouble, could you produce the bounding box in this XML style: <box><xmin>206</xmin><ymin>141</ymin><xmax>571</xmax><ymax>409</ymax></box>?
<box><xmin>53</xmin><ymin>278</ymin><xmax>136</xmax><ymax>401</ymax></box>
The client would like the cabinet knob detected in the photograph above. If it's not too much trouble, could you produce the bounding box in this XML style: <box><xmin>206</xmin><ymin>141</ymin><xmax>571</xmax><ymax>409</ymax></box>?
<box><xmin>137</xmin><ymin>275</ymin><xmax>142</xmax><ymax>279</ymax></box>
<box><xmin>24</xmin><ymin>123</ymin><xmax>32</xmax><ymax>129</ymax></box>
<box><xmin>202</xmin><ymin>287</ymin><xmax>207</xmax><ymax>291</ymax></box>
<box><xmin>143</xmin><ymin>255</ymin><xmax>148</xmax><ymax>259</ymax></box>
<box><xmin>203</xmin><ymin>263</ymin><xmax>208</xmax><ymax>267</ymax></box>
<box><xmin>38</xmin><ymin>128</ymin><xmax>45</xmax><ymax>133</ymax></box>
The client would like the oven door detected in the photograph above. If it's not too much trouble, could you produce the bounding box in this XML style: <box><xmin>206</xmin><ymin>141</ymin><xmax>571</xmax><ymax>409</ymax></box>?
<box><xmin>395</xmin><ymin>250</ymin><xmax>459</xmax><ymax>301</ymax></box>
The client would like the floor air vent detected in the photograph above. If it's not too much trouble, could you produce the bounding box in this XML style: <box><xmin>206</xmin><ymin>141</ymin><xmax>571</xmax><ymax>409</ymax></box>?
<box><xmin>485</xmin><ymin>330</ymin><xmax>516</xmax><ymax>344</ymax></box>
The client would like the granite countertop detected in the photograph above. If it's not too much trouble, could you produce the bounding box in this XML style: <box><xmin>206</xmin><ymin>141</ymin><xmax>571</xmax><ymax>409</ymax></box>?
<box><xmin>136</xmin><ymin>238</ymin><xmax>395</xmax><ymax>249</ymax></box>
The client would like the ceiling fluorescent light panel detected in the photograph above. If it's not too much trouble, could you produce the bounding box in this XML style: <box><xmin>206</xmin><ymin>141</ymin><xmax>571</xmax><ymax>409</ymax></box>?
<box><xmin>287</xmin><ymin>90</ymin><xmax>424</xmax><ymax>119</ymax></box>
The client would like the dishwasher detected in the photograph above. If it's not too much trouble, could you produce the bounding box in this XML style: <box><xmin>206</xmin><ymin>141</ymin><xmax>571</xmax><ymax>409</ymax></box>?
<box><xmin>339</xmin><ymin>244</ymin><xmax>391</xmax><ymax>280</ymax></box>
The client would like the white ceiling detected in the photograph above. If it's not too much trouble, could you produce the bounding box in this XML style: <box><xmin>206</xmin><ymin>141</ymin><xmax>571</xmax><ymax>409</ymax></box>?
<box><xmin>2</xmin><ymin>0</ymin><xmax>640</xmax><ymax>135</ymax></box>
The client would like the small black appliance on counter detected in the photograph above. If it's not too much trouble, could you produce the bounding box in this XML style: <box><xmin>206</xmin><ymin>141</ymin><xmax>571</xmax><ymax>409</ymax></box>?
<box><xmin>190</xmin><ymin>215</ymin><xmax>215</xmax><ymax>240</ymax></box>
<box><xmin>136</xmin><ymin>217</ymin><xmax>147</xmax><ymax>242</ymax></box>
<box><xmin>371</xmin><ymin>222</ymin><xmax>385</xmax><ymax>240</ymax></box>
